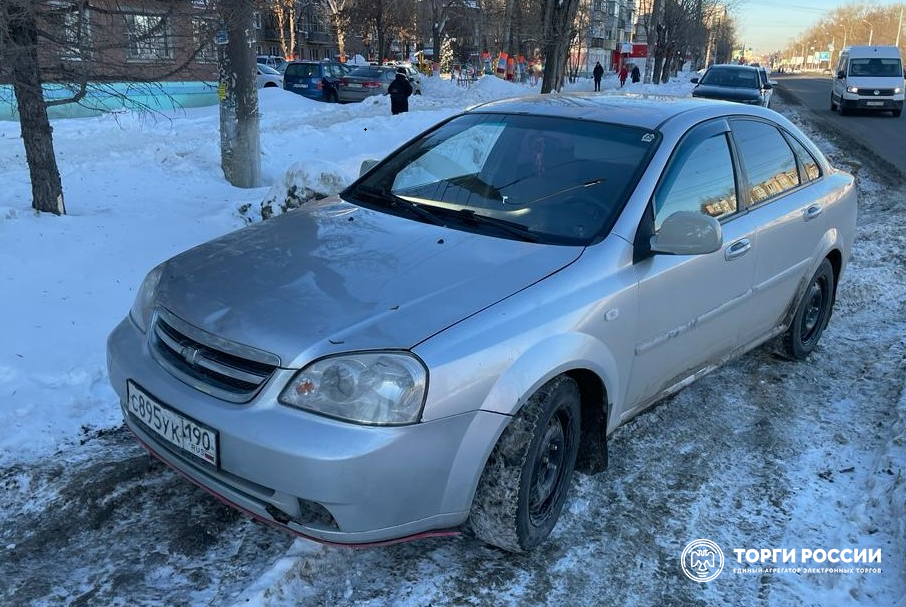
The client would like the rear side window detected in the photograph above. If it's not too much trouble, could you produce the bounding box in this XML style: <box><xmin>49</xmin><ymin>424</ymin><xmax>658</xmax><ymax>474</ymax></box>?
<box><xmin>731</xmin><ymin>120</ymin><xmax>799</xmax><ymax>204</ymax></box>
<box><xmin>785</xmin><ymin>135</ymin><xmax>821</xmax><ymax>182</ymax></box>
<box><xmin>285</xmin><ymin>63</ymin><xmax>319</xmax><ymax>78</ymax></box>
<box><xmin>653</xmin><ymin>132</ymin><xmax>737</xmax><ymax>229</ymax></box>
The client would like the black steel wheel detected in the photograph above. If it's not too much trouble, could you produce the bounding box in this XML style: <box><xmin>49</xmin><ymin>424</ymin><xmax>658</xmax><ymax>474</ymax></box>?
<box><xmin>783</xmin><ymin>258</ymin><xmax>835</xmax><ymax>359</ymax></box>
<box><xmin>468</xmin><ymin>375</ymin><xmax>581</xmax><ymax>552</ymax></box>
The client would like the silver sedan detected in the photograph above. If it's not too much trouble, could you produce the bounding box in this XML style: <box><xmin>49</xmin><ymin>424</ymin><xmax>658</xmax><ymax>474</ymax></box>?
<box><xmin>108</xmin><ymin>95</ymin><xmax>856</xmax><ymax>552</ymax></box>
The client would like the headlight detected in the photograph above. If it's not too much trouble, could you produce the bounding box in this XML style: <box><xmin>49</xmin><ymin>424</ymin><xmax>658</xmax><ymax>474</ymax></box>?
<box><xmin>895</xmin><ymin>87</ymin><xmax>903</xmax><ymax>94</ymax></box>
<box><xmin>129</xmin><ymin>263</ymin><xmax>164</xmax><ymax>333</ymax></box>
<box><xmin>846</xmin><ymin>86</ymin><xmax>859</xmax><ymax>94</ymax></box>
<box><xmin>279</xmin><ymin>353</ymin><xmax>427</xmax><ymax>425</ymax></box>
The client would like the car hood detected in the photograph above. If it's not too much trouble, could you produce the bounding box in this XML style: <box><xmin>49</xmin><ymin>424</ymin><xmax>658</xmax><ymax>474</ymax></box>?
<box><xmin>692</xmin><ymin>84</ymin><xmax>762</xmax><ymax>102</ymax></box>
<box><xmin>157</xmin><ymin>198</ymin><xmax>582</xmax><ymax>367</ymax></box>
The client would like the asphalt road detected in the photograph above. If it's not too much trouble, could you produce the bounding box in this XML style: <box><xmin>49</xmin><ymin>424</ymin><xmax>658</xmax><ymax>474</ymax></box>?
<box><xmin>773</xmin><ymin>73</ymin><xmax>906</xmax><ymax>177</ymax></box>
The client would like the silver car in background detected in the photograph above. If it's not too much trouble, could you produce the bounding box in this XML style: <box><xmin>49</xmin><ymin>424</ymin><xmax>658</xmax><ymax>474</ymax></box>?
<box><xmin>108</xmin><ymin>95</ymin><xmax>856</xmax><ymax>552</ymax></box>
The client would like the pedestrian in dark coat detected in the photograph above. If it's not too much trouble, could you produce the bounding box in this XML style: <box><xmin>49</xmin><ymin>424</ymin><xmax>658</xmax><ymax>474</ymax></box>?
<box><xmin>631</xmin><ymin>64</ymin><xmax>641</xmax><ymax>83</ymax></box>
<box><xmin>592</xmin><ymin>61</ymin><xmax>604</xmax><ymax>91</ymax></box>
<box><xmin>388</xmin><ymin>68</ymin><xmax>413</xmax><ymax>115</ymax></box>
<box><xmin>619</xmin><ymin>65</ymin><xmax>628</xmax><ymax>87</ymax></box>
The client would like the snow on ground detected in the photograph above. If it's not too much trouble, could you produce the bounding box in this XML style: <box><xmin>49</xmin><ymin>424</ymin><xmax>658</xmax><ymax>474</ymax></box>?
<box><xmin>1</xmin><ymin>74</ymin><xmax>903</xmax><ymax>607</ymax></box>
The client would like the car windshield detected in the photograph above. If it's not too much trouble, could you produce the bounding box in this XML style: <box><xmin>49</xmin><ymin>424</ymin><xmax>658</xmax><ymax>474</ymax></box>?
<box><xmin>285</xmin><ymin>63</ymin><xmax>320</xmax><ymax>78</ymax></box>
<box><xmin>701</xmin><ymin>67</ymin><xmax>759</xmax><ymax>88</ymax></box>
<box><xmin>343</xmin><ymin>113</ymin><xmax>659</xmax><ymax>245</ymax></box>
<box><xmin>849</xmin><ymin>58</ymin><xmax>903</xmax><ymax>77</ymax></box>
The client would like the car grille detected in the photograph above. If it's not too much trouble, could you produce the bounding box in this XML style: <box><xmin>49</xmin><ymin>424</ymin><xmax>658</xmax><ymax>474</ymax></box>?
<box><xmin>860</xmin><ymin>88</ymin><xmax>896</xmax><ymax>96</ymax></box>
<box><xmin>150</xmin><ymin>307</ymin><xmax>280</xmax><ymax>403</ymax></box>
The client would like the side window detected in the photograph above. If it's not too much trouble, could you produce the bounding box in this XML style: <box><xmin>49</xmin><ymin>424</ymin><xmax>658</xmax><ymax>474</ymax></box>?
<box><xmin>731</xmin><ymin>120</ymin><xmax>799</xmax><ymax>204</ymax></box>
<box><xmin>653</xmin><ymin>132</ymin><xmax>737</xmax><ymax>230</ymax></box>
<box><xmin>785</xmin><ymin>135</ymin><xmax>821</xmax><ymax>182</ymax></box>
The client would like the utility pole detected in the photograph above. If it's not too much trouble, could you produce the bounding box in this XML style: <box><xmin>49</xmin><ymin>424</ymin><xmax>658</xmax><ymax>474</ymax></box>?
<box><xmin>896</xmin><ymin>6</ymin><xmax>903</xmax><ymax>47</ymax></box>
<box><xmin>217</xmin><ymin>0</ymin><xmax>261</xmax><ymax>188</ymax></box>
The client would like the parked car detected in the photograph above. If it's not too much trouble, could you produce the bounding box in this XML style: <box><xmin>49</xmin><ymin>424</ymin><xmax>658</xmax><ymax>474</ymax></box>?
<box><xmin>756</xmin><ymin>66</ymin><xmax>775</xmax><ymax>107</ymax></box>
<box><xmin>257</xmin><ymin>55</ymin><xmax>287</xmax><ymax>71</ymax></box>
<box><xmin>256</xmin><ymin>64</ymin><xmax>283</xmax><ymax>89</ymax></box>
<box><xmin>337</xmin><ymin>65</ymin><xmax>398</xmax><ymax>103</ymax></box>
<box><xmin>108</xmin><ymin>94</ymin><xmax>856</xmax><ymax>553</ymax></box>
<box><xmin>283</xmin><ymin>60</ymin><xmax>348</xmax><ymax>102</ymax></box>
<box><xmin>691</xmin><ymin>64</ymin><xmax>773</xmax><ymax>107</ymax></box>
<box><xmin>398</xmin><ymin>65</ymin><xmax>423</xmax><ymax>95</ymax></box>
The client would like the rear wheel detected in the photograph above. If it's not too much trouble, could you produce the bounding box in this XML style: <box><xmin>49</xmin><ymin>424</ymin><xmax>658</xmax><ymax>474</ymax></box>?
<box><xmin>468</xmin><ymin>375</ymin><xmax>581</xmax><ymax>552</ymax></box>
<box><xmin>783</xmin><ymin>258</ymin><xmax>835</xmax><ymax>359</ymax></box>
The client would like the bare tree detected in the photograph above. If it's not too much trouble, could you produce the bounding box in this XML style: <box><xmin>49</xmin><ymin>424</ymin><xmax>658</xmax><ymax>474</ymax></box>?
<box><xmin>0</xmin><ymin>0</ymin><xmax>220</xmax><ymax>215</ymax></box>
<box><xmin>538</xmin><ymin>0</ymin><xmax>580</xmax><ymax>92</ymax></box>
<box><xmin>1</xmin><ymin>1</ymin><xmax>65</xmax><ymax>214</ymax></box>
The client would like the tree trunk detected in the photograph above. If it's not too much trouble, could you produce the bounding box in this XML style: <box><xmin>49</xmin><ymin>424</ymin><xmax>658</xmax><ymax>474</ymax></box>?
<box><xmin>644</xmin><ymin>0</ymin><xmax>663</xmax><ymax>84</ymax></box>
<box><xmin>539</xmin><ymin>0</ymin><xmax>580</xmax><ymax>93</ymax></box>
<box><xmin>218</xmin><ymin>0</ymin><xmax>261</xmax><ymax>188</ymax></box>
<box><xmin>3</xmin><ymin>1</ymin><xmax>66</xmax><ymax>215</ymax></box>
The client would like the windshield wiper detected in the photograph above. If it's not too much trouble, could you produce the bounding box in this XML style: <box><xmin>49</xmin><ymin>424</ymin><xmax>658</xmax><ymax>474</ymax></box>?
<box><xmin>452</xmin><ymin>209</ymin><xmax>543</xmax><ymax>243</ymax></box>
<box><xmin>351</xmin><ymin>185</ymin><xmax>444</xmax><ymax>226</ymax></box>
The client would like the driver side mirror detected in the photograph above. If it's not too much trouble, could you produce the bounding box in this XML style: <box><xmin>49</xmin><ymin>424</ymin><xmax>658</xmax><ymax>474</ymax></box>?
<box><xmin>690</xmin><ymin>77</ymin><xmax>700</xmax><ymax>84</ymax></box>
<box><xmin>650</xmin><ymin>211</ymin><xmax>722</xmax><ymax>256</ymax></box>
<box><xmin>837</xmin><ymin>70</ymin><xmax>845</xmax><ymax>79</ymax></box>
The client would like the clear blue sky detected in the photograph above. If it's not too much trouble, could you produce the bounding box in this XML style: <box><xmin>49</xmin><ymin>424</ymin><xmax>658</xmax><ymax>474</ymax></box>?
<box><xmin>736</xmin><ymin>0</ymin><xmax>903</xmax><ymax>54</ymax></box>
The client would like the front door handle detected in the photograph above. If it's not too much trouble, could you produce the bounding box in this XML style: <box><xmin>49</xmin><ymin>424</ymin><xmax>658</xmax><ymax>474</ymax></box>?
<box><xmin>725</xmin><ymin>238</ymin><xmax>752</xmax><ymax>261</ymax></box>
<box><xmin>804</xmin><ymin>204</ymin><xmax>823</xmax><ymax>221</ymax></box>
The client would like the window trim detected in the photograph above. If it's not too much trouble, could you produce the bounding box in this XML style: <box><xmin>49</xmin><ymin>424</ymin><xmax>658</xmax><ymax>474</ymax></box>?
<box><xmin>726</xmin><ymin>117</ymin><xmax>816</xmax><ymax>211</ymax></box>
<box><xmin>649</xmin><ymin>118</ymin><xmax>743</xmax><ymax>229</ymax></box>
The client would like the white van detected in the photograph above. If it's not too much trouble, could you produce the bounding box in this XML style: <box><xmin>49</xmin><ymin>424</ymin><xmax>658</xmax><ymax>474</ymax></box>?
<box><xmin>830</xmin><ymin>45</ymin><xmax>904</xmax><ymax>117</ymax></box>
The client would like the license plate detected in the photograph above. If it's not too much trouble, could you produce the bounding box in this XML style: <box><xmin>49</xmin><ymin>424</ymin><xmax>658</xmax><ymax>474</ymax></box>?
<box><xmin>866</xmin><ymin>101</ymin><xmax>884</xmax><ymax>106</ymax></box>
<box><xmin>348</xmin><ymin>83</ymin><xmax>363</xmax><ymax>88</ymax></box>
<box><xmin>293</xmin><ymin>83</ymin><xmax>308</xmax><ymax>89</ymax></box>
<box><xmin>126</xmin><ymin>381</ymin><xmax>219</xmax><ymax>467</ymax></box>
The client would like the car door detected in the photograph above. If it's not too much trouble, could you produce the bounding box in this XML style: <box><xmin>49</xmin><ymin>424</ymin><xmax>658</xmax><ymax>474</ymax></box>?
<box><xmin>727</xmin><ymin>118</ymin><xmax>828</xmax><ymax>345</ymax></box>
<box><xmin>622</xmin><ymin>119</ymin><xmax>759</xmax><ymax>417</ymax></box>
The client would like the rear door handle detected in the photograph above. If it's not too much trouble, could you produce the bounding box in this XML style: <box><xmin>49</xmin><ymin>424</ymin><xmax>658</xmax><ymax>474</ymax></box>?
<box><xmin>804</xmin><ymin>204</ymin><xmax>823</xmax><ymax>221</ymax></box>
<box><xmin>725</xmin><ymin>238</ymin><xmax>752</xmax><ymax>261</ymax></box>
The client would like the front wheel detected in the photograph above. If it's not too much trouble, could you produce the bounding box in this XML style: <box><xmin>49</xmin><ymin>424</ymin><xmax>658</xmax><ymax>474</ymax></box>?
<box><xmin>783</xmin><ymin>258</ymin><xmax>835</xmax><ymax>359</ymax></box>
<box><xmin>830</xmin><ymin>94</ymin><xmax>837</xmax><ymax>111</ymax></box>
<box><xmin>468</xmin><ymin>375</ymin><xmax>581</xmax><ymax>552</ymax></box>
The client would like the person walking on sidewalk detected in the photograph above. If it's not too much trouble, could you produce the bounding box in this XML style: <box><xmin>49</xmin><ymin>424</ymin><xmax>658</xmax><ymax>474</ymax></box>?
<box><xmin>619</xmin><ymin>65</ymin><xmax>628</xmax><ymax>87</ymax></box>
<box><xmin>592</xmin><ymin>61</ymin><xmax>604</xmax><ymax>92</ymax></box>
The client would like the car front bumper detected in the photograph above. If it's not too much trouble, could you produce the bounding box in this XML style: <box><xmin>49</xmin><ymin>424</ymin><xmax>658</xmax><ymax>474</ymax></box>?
<box><xmin>107</xmin><ymin>316</ymin><xmax>509</xmax><ymax>544</ymax></box>
<box><xmin>840</xmin><ymin>96</ymin><xmax>903</xmax><ymax>111</ymax></box>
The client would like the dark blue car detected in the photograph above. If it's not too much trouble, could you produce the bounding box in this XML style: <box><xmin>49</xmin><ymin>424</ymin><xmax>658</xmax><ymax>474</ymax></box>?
<box><xmin>283</xmin><ymin>61</ymin><xmax>349</xmax><ymax>102</ymax></box>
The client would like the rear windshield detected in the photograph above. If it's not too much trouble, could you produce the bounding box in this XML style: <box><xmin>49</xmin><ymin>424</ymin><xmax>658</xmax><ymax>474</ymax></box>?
<box><xmin>285</xmin><ymin>63</ymin><xmax>320</xmax><ymax>78</ymax></box>
<box><xmin>848</xmin><ymin>58</ymin><xmax>903</xmax><ymax>77</ymax></box>
<box><xmin>348</xmin><ymin>67</ymin><xmax>387</xmax><ymax>78</ymax></box>
<box><xmin>700</xmin><ymin>67</ymin><xmax>759</xmax><ymax>88</ymax></box>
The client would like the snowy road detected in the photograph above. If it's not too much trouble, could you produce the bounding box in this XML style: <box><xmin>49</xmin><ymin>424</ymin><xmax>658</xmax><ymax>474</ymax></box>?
<box><xmin>1</xmin><ymin>92</ymin><xmax>903</xmax><ymax>607</ymax></box>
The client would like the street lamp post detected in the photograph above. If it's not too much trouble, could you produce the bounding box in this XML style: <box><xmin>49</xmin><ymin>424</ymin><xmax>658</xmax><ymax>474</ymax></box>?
<box><xmin>862</xmin><ymin>19</ymin><xmax>874</xmax><ymax>45</ymax></box>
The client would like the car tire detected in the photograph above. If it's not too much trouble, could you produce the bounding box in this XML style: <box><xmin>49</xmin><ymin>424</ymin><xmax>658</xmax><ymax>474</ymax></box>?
<box><xmin>893</xmin><ymin>108</ymin><xmax>902</xmax><ymax>117</ymax></box>
<box><xmin>830</xmin><ymin>95</ymin><xmax>837</xmax><ymax>111</ymax></box>
<box><xmin>783</xmin><ymin>258</ymin><xmax>835</xmax><ymax>360</ymax></box>
<box><xmin>468</xmin><ymin>375</ymin><xmax>580</xmax><ymax>552</ymax></box>
<box><xmin>839</xmin><ymin>101</ymin><xmax>849</xmax><ymax>116</ymax></box>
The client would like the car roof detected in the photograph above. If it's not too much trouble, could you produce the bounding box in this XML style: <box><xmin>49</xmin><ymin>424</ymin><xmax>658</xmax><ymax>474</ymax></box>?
<box><xmin>464</xmin><ymin>93</ymin><xmax>766</xmax><ymax>131</ymax></box>
<box><xmin>706</xmin><ymin>64</ymin><xmax>759</xmax><ymax>72</ymax></box>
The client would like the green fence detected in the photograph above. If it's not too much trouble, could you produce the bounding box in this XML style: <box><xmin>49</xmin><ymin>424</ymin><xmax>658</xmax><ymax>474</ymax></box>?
<box><xmin>0</xmin><ymin>81</ymin><xmax>219</xmax><ymax>121</ymax></box>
